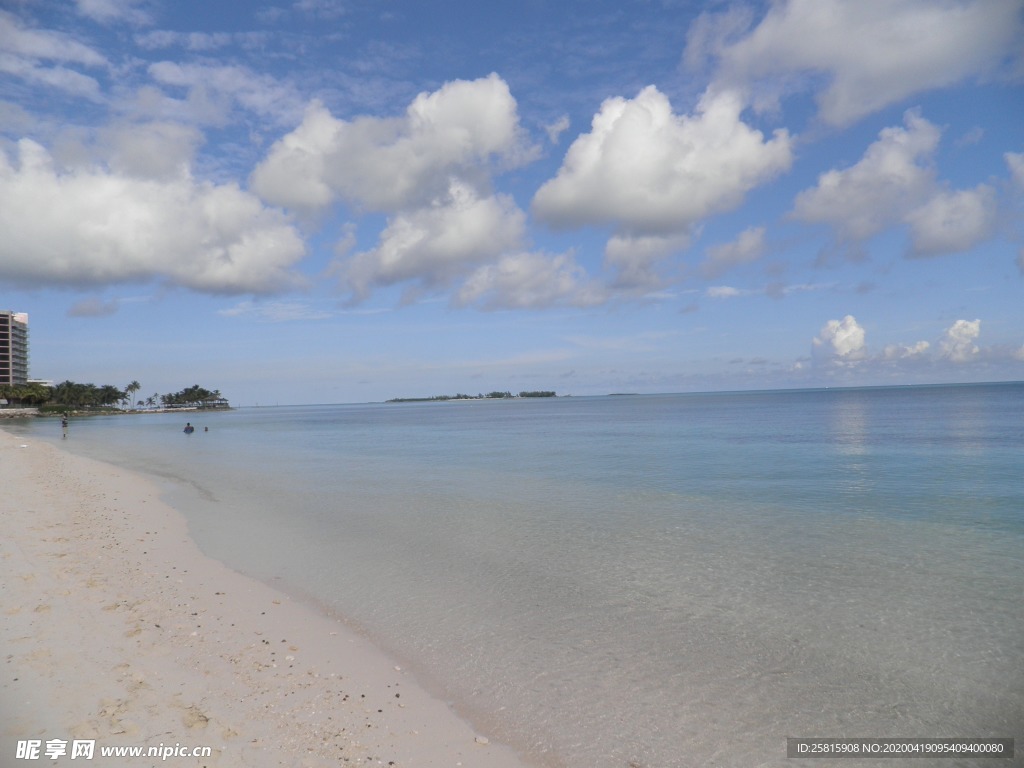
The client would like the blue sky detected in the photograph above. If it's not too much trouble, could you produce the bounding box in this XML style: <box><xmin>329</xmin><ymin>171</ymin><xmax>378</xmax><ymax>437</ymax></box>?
<box><xmin>1</xmin><ymin>0</ymin><xmax>1022</xmax><ymax>405</ymax></box>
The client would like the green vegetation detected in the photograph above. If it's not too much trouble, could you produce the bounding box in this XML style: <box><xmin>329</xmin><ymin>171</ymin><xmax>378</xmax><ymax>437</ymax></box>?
<box><xmin>0</xmin><ymin>381</ymin><xmax>53</xmax><ymax>406</ymax></box>
<box><xmin>49</xmin><ymin>380</ymin><xmax>124</xmax><ymax>408</ymax></box>
<box><xmin>126</xmin><ymin>380</ymin><xmax>141</xmax><ymax>409</ymax></box>
<box><xmin>0</xmin><ymin>380</ymin><xmax>229</xmax><ymax>412</ymax></box>
<box><xmin>160</xmin><ymin>384</ymin><xmax>226</xmax><ymax>407</ymax></box>
<box><xmin>387</xmin><ymin>390</ymin><xmax>556</xmax><ymax>403</ymax></box>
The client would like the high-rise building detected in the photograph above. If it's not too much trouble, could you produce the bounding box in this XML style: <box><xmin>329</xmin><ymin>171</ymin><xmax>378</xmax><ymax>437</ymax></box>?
<box><xmin>0</xmin><ymin>311</ymin><xmax>29</xmax><ymax>387</ymax></box>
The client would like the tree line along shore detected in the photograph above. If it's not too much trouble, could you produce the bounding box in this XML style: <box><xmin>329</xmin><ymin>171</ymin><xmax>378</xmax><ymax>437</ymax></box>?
<box><xmin>0</xmin><ymin>381</ymin><xmax>228</xmax><ymax>415</ymax></box>
<box><xmin>387</xmin><ymin>391</ymin><xmax>557</xmax><ymax>403</ymax></box>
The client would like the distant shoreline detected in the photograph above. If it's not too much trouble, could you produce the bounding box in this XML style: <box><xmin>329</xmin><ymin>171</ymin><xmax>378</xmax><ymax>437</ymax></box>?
<box><xmin>387</xmin><ymin>391</ymin><xmax>556</xmax><ymax>403</ymax></box>
<box><xmin>0</xmin><ymin>405</ymin><xmax>232</xmax><ymax>418</ymax></box>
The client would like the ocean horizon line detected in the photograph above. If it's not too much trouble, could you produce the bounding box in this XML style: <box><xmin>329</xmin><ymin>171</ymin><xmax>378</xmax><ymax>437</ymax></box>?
<box><xmin>234</xmin><ymin>378</ymin><xmax>1024</xmax><ymax>409</ymax></box>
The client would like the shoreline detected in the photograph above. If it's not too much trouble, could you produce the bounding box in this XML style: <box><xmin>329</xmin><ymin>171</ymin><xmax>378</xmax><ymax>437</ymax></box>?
<box><xmin>0</xmin><ymin>428</ymin><xmax>534</xmax><ymax>767</ymax></box>
<box><xmin>0</xmin><ymin>407</ymin><xmax>229</xmax><ymax>419</ymax></box>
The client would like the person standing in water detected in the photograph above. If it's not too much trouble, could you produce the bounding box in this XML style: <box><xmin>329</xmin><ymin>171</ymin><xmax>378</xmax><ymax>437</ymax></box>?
<box><xmin>61</xmin><ymin>415</ymin><xmax>68</xmax><ymax>439</ymax></box>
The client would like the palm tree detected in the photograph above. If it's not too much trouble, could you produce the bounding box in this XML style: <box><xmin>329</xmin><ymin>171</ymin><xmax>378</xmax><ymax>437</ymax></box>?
<box><xmin>51</xmin><ymin>380</ymin><xmax>82</xmax><ymax>406</ymax></box>
<box><xmin>20</xmin><ymin>382</ymin><xmax>52</xmax><ymax>405</ymax></box>
<box><xmin>126</xmin><ymin>380</ymin><xmax>141</xmax><ymax>410</ymax></box>
<box><xmin>97</xmin><ymin>384</ymin><xmax>124</xmax><ymax>407</ymax></box>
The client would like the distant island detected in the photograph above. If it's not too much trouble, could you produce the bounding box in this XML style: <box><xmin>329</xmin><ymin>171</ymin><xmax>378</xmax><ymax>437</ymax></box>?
<box><xmin>387</xmin><ymin>390</ymin><xmax>556</xmax><ymax>403</ymax></box>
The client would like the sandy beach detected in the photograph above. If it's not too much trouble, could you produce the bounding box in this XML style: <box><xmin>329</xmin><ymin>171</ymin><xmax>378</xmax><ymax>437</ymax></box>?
<box><xmin>0</xmin><ymin>429</ymin><xmax>533</xmax><ymax>767</ymax></box>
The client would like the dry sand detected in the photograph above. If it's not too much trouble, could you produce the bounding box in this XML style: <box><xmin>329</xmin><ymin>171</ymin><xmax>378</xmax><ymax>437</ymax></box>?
<box><xmin>0</xmin><ymin>429</ymin><xmax>534</xmax><ymax>767</ymax></box>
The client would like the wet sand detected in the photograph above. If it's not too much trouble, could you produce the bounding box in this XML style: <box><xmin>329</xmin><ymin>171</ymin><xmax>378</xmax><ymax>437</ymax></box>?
<box><xmin>0</xmin><ymin>429</ymin><xmax>532</xmax><ymax>767</ymax></box>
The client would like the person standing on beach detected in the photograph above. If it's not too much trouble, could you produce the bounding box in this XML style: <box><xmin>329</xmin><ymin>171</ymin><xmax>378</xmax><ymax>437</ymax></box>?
<box><xmin>61</xmin><ymin>415</ymin><xmax>68</xmax><ymax>439</ymax></box>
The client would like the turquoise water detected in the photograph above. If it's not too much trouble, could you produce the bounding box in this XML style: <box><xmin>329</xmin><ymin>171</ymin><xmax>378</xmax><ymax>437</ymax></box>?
<box><xmin>11</xmin><ymin>384</ymin><xmax>1024</xmax><ymax>767</ymax></box>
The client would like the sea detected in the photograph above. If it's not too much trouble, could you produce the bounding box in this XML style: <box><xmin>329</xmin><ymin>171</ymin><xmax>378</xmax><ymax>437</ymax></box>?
<box><xmin>8</xmin><ymin>383</ymin><xmax>1024</xmax><ymax>767</ymax></box>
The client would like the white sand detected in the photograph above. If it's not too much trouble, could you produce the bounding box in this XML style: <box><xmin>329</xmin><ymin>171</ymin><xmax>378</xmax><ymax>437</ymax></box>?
<box><xmin>0</xmin><ymin>429</ymin><xmax>534</xmax><ymax>767</ymax></box>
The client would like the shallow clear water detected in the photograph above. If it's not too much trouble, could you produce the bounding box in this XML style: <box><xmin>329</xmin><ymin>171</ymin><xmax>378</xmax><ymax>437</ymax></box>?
<box><xmin>12</xmin><ymin>384</ymin><xmax>1024</xmax><ymax>767</ymax></box>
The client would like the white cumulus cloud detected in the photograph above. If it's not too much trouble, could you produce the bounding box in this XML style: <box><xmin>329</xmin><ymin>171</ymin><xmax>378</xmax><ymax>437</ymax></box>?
<box><xmin>813</xmin><ymin>314</ymin><xmax>867</xmax><ymax>365</ymax></box>
<box><xmin>0</xmin><ymin>139</ymin><xmax>306</xmax><ymax>294</ymax></box>
<box><xmin>690</xmin><ymin>0</ymin><xmax>1024</xmax><ymax>126</ymax></box>
<box><xmin>939</xmin><ymin>319</ymin><xmax>981</xmax><ymax>363</ymax></box>
<box><xmin>604</xmin><ymin>233</ymin><xmax>691</xmax><ymax>292</ymax></box>
<box><xmin>261</xmin><ymin>75</ymin><xmax>545</xmax><ymax>306</ymax></box>
<box><xmin>339</xmin><ymin>182</ymin><xmax>526</xmax><ymax>303</ymax></box>
<box><xmin>793</xmin><ymin>110</ymin><xmax>999</xmax><ymax>257</ymax></box>
<box><xmin>805</xmin><ymin>315</ymin><xmax>1022</xmax><ymax>377</ymax></box>
<box><xmin>99</xmin><ymin>121</ymin><xmax>204</xmax><ymax>180</ymax></box>
<box><xmin>792</xmin><ymin>110</ymin><xmax>939</xmax><ymax>240</ymax></box>
<box><xmin>883</xmin><ymin>340</ymin><xmax>930</xmax><ymax>360</ymax></box>
<box><xmin>252</xmin><ymin>74</ymin><xmax>534</xmax><ymax>214</ymax></box>
<box><xmin>456</xmin><ymin>252</ymin><xmax>606</xmax><ymax>310</ymax></box>
<box><xmin>532</xmin><ymin>86</ymin><xmax>792</xmax><ymax>237</ymax></box>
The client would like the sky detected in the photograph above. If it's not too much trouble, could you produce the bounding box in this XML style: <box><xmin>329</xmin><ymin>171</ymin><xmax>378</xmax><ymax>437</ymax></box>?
<box><xmin>1</xmin><ymin>0</ymin><xmax>1023</xmax><ymax>405</ymax></box>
